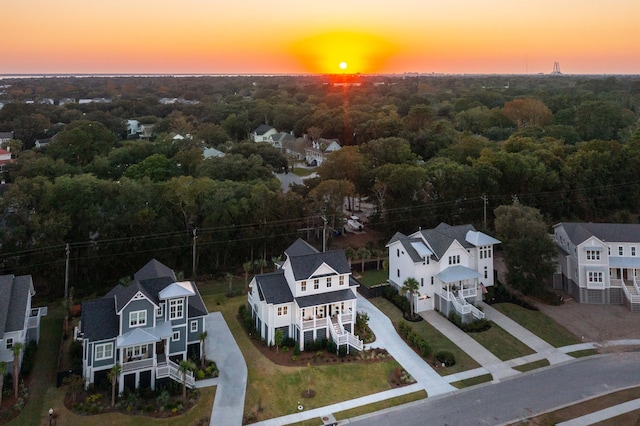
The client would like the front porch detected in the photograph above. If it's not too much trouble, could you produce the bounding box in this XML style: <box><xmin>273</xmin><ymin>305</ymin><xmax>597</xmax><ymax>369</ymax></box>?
<box><xmin>436</xmin><ymin>265</ymin><xmax>484</xmax><ymax>320</ymax></box>
<box><xmin>605</xmin><ymin>261</ymin><xmax>640</xmax><ymax>310</ymax></box>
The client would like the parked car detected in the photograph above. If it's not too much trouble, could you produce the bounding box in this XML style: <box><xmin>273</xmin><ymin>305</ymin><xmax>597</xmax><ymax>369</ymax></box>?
<box><xmin>347</xmin><ymin>217</ymin><xmax>363</xmax><ymax>231</ymax></box>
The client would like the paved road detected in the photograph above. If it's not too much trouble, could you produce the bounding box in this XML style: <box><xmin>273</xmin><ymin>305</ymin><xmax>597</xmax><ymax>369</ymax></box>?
<box><xmin>345</xmin><ymin>352</ymin><xmax>640</xmax><ymax>426</ymax></box>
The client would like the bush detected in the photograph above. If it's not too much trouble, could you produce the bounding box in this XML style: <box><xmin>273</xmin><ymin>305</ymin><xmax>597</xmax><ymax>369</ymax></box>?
<box><xmin>436</xmin><ymin>350</ymin><xmax>456</xmax><ymax>367</ymax></box>
<box><xmin>238</xmin><ymin>304</ymin><xmax>255</xmax><ymax>332</ymax></box>
<box><xmin>487</xmin><ymin>281</ymin><xmax>538</xmax><ymax>310</ymax></box>
<box><xmin>396</xmin><ymin>321</ymin><xmax>432</xmax><ymax>358</ymax></box>
<box><xmin>326</xmin><ymin>340</ymin><xmax>337</xmax><ymax>354</ymax></box>
<box><xmin>383</xmin><ymin>286</ymin><xmax>411</xmax><ymax>314</ymax></box>
<box><xmin>448</xmin><ymin>312</ymin><xmax>492</xmax><ymax>333</ymax></box>
<box><xmin>20</xmin><ymin>341</ymin><xmax>38</xmax><ymax>376</ymax></box>
<box><xmin>281</xmin><ymin>337</ymin><xmax>296</xmax><ymax>348</ymax></box>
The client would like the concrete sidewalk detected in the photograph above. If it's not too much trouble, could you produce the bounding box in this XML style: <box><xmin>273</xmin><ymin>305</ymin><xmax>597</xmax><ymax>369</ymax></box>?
<box><xmin>206</xmin><ymin>312</ymin><xmax>247</xmax><ymax>426</ymax></box>
<box><xmin>421</xmin><ymin>310</ymin><xmax>520</xmax><ymax>381</ymax></box>
<box><xmin>481</xmin><ymin>302</ymin><xmax>573</xmax><ymax>365</ymax></box>
<box><xmin>558</xmin><ymin>398</ymin><xmax>640</xmax><ymax>425</ymax></box>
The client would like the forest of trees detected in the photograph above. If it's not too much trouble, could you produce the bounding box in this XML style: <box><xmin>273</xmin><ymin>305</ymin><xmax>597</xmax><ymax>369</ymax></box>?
<box><xmin>1</xmin><ymin>74</ymin><xmax>639</xmax><ymax>298</ymax></box>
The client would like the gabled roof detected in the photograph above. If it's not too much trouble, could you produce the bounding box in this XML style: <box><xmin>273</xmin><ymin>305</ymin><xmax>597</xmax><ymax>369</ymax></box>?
<box><xmin>254</xmin><ymin>270</ymin><xmax>294</xmax><ymax>305</ymax></box>
<box><xmin>253</xmin><ymin>124</ymin><xmax>275</xmax><ymax>135</ymax></box>
<box><xmin>437</xmin><ymin>265</ymin><xmax>483</xmax><ymax>283</ymax></box>
<box><xmin>465</xmin><ymin>230</ymin><xmax>501</xmax><ymax>246</ymax></box>
<box><xmin>285</xmin><ymin>238</ymin><xmax>319</xmax><ymax>257</ymax></box>
<box><xmin>159</xmin><ymin>281</ymin><xmax>196</xmax><ymax>299</ymax></box>
<box><xmin>0</xmin><ymin>274</ymin><xmax>35</xmax><ymax>338</ymax></box>
<box><xmin>116</xmin><ymin>327</ymin><xmax>160</xmax><ymax>347</ymax></box>
<box><xmin>556</xmin><ymin>222</ymin><xmax>640</xmax><ymax>245</ymax></box>
<box><xmin>295</xmin><ymin>288</ymin><xmax>357</xmax><ymax>308</ymax></box>
<box><xmin>289</xmin><ymin>250</ymin><xmax>350</xmax><ymax>281</ymax></box>
<box><xmin>417</xmin><ymin>223</ymin><xmax>476</xmax><ymax>259</ymax></box>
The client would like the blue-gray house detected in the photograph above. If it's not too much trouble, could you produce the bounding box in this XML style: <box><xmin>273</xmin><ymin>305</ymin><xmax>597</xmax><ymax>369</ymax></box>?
<box><xmin>77</xmin><ymin>259</ymin><xmax>208</xmax><ymax>392</ymax></box>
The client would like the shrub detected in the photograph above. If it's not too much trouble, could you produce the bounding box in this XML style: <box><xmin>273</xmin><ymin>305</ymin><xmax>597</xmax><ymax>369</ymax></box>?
<box><xmin>383</xmin><ymin>286</ymin><xmax>411</xmax><ymax>314</ymax></box>
<box><xmin>326</xmin><ymin>340</ymin><xmax>337</xmax><ymax>354</ymax></box>
<box><xmin>398</xmin><ymin>320</ymin><xmax>410</xmax><ymax>338</ymax></box>
<box><xmin>238</xmin><ymin>304</ymin><xmax>255</xmax><ymax>332</ymax></box>
<box><xmin>281</xmin><ymin>337</ymin><xmax>296</xmax><ymax>348</ymax></box>
<box><xmin>293</xmin><ymin>346</ymin><xmax>301</xmax><ymax>356</ymax></box>
<box><xmin>435</xmin><ymin>350</ymin><xmax>456</xmax><ymax>366</ymax></box>
<box><xmin>448</xmin><ymin>312</ymin><xmax>492</xmax><ymax>333</ymax></box>
<box><xmin>20</xmin><ymin>341</ymin><xmax>38</xmax><ymax>376</ymax></box>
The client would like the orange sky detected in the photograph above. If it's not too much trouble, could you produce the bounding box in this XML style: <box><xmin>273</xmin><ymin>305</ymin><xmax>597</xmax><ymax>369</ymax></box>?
<box><xmin>3</xmin><ymin>0</ymin><xmax>639</xmax><ymax>75</ymax></box>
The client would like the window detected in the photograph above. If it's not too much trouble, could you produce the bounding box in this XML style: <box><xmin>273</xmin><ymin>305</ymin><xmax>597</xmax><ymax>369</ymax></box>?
<box><xmin>190</xmin><ymin>320</ymin><xmax>198</xmax><ymax>333</ymax></box>
<box><xmin>129</xmin><ymin>310</ymin><xmax>147</xmax><ymax>327</ymax></box>
<box><xmin>125</xmin><ymin>344</ymin><xmax>148</xmax><ymax>360</ymax></box>
<box><xmin>172</xmin><ymin>331</ymin><xmax>180</xmax><ymax>342</ymax></box>
<box><xmin>6</xmin><ymin>338</ymin><xmax>13</xmax><ymax>349</ymax></box>
<box><xmin>397</xmin><ymin>249</ymin><xmax>400</xmax><ymax>257</ymax></box>
<box><xmin>431</xmin><ymin>277</ymin><xmax>434</xmax><ymax>285</ymax></box>
<box><xmin>586</xmin><ymin>250</ymin><xmax>601</xmax><ymax>261</ymax></box>
<box><xmin>95</xmin><ymin>343</ymin><xmax>113</xmax><ymax>361</ymax></box>
<box><xmin>480</xmin><ymin>250</ymin><xmax>484</xmax><ymax>260</ymax></box>
<box><xmin>588</xmin><ymin>271</ymin><xmax>604</xmax><ymax>283</ymax></box>
<box><xmin>421</xmin><ymin>278</ymin><xmax>424</xmax><ymax>287</ymax></box>
<box><xmin>619</xmin><ymin>246</ymin><xmax>624</xmax><ymax>256</ymax></box>
<box><xmin>397</xmin><ymin>269</ymin><xmax>400</xmax><ymax>278</ymax></box>
<box><xmin>448</xmin><ymin>255</ymin><xmax>460</xmax><ymax>265</ymax></box>
<box><xmin>484</xmin><ymin>267</ymin><xmax>488</xmax><ymax>279</ymax></box>
<box><xmin>277</xmin><ymin>306</ymin><xmax>288</xmax><ymax>316</ymax></box>
<box><xmin>313</xmin><ymin>279</ymin><xmax>319</xmax><ymax>290</ymax></box>
<box><xmin>633</xmin><ymin>247</ymin><xmax>637</xmax><ymax>257</ymax></box>
<box><xmin>300</xmin><ymin>281</ymin><xmax>307</xmax><ymax>292</ymax></box>
<box><xmin>339</xmin><ymin>276</ymin><xmax>345</xmax><ymax>286</ymax></box>
<box><xmin>156</xmin><ymin>303</ymin><xmax>164</xmax><ymax>317</ymax></box>
<box><xmin>169</xmin><ymin>299</ymin><xmax>184</xmax><ymax>320</ymax></box>
<box><xmin>326</xmin><ymin>277</ymin><xmax>332</xmax><ymax>288</ymax></box>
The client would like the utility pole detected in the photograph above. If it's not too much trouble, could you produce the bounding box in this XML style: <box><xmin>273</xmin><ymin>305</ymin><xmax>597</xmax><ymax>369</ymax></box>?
<box><xmin>64</xmin><ymin>243</ymin><xmax>70</xmax><ymax>301</ymax></box>
<box><xmin>481</xmin><ymin>195</ymin><xmax>488</xmax><ymax>230</ymax></box>
<box><xmin>192</xmin><ymin>227</ymin><xmax>197</xmax><ymax>278</ymax></box>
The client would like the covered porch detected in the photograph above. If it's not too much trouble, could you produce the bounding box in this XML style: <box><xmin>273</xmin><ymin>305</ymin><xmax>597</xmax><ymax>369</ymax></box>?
<box><xmin>295</xmin><ymin>289</ymin><xmax>357</xmax><ymax>331</ymax></box>
<box><xmin>437</xmin><ymin>265</ymin><xmax>484</xmax><ymax>320</ymax></box>
<box><xmin>608</xmin><ymin>258</ymin><xmax>640</xmax><ymax>308</ymax></box>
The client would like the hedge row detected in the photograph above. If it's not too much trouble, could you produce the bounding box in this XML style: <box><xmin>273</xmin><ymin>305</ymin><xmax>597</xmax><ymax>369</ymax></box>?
<box><xmin>447</xmin><ymin>312</ymin><xmax>492</xmax><ymax>333</ymax></box>
<box><xmin>397</xmin><ymin>320</ymin><xmax>432</xmax><ymax>357</ymax></box>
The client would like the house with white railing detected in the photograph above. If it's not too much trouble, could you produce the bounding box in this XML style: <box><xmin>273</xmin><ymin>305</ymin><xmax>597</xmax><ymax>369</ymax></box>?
<box><xmin>77</xmin><ymin>259</ymin><xmax>208</xmax><ymax>392</ymax></box>
<box><xmin>553</xmin><ymin>222</ymin><xmax>640</xmax><ymax>311</ymax></box>
<box><xmin>248</xmin><ymin>239</ymin><xmax>363</xmax><ymax>353</ymax></box>
<box><xmin>386</xmin><ymin>223</ymin><xmax>500</xmax><ymax>321</ymax></box>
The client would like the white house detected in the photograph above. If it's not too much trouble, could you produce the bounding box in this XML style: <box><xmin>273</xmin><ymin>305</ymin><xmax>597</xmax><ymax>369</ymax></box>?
<box><xmin>248</xmin><ymin>239</ymin><xmax>363</xmax><ymax>352</ymax></box>
<box><xmin>553</xmin><ymin>222</ymin><xmax>640</xmax><ymax>311</ymax></box>
<box><xmin>304</xmin><ymin>138</ymin><xmax>341</xmax><ymax>166</ymax></box>
<box><xmin>386</xmin><ymin>223</ymin><xmax>500</xmax><ymax>321</ymax></box>
<box><xmin>0</xmin><ymin>274</ymin><xmax>46</xmax><ymax>371</ymax></box>
<box><xmin>250</xmin><ymin>125</ymin><xmax>277</xmax><ymax>143</ymax></box>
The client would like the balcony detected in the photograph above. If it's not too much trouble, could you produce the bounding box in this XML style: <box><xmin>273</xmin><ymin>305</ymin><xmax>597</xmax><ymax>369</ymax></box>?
<box><xmin>122</xmin><ymin>357</ymin><xmax>154</xmax><ymax>372</ymax></box>
<box><xmin>298</xmin><ymin>316</ymin><xmax>329</xmax><ymax>330</ymax></box>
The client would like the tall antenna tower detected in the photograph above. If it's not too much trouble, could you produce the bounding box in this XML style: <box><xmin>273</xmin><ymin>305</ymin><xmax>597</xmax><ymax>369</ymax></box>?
<box><xmin>551</xmin><ymin>62</ymin><xmax>562</xmax><ymax>75</ymax></box>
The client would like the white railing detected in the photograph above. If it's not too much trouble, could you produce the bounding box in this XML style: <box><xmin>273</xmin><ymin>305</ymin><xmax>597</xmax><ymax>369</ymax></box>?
<box><xmin>347</xmin><ymin>333</ymin><xmax>364</xmax><ymax>352</ymax></box>
<box><xmin>299</xmin><ymin>316</ymin><xmax>329</xmax><ymax>330</ymax></box>
<box><xmin>329</xmin><ymin>316</ymin><xmax>363</xmax><ymax>353</ymax></box>
<box><xmin>469</xmin><ymin>304</ymin><xmax>485</xmax><ymax>320</ymax></box>
<box><xmin>27</xmin><ymin>316</ymin><xmax>40</xmax><ymax>329</ymax></box>
<box><xmin>622</xmin><ymin>283</ymin><xmax>640</xmax><ymax>304</ymax></box>
<box><xmin>586</xmin><ymin>281</ymin><xmax>606</xmax><ymax>289</ymax></box>
<box><xmin>633</xmin><ymin>278</ymin><xmax>640</xmax><ymax>295</ymax></box>
<box><xmin>162</xmin><ymin>359</ymin><xmax>195</xmax><ymax>388</ymax></box>
<box><xmin>447</xmin><ymin>291</ymin><xmax>485</xmax><ymax>319</ymax></box>
<box><xmin>340</xmin><ymin>312</ymin><xmax>353</xmax><ymax>323</ymax></box>
<box><xmin>459</xmin><ymin>287</ymin><xmax>477</xmax><ymax>298</ymax></box>
<box><xmin>122</xmin><ymin>357</ymin><xmax>154</xmax><ymax>372</ymax></box>
<box><xmin>440</xmin><ymin>288</ymin><xmax>452</xmax><ymax>300</ymax></box>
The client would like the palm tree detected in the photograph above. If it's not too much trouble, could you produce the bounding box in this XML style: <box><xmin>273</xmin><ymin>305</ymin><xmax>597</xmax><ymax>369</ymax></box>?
<box><xmin>12</xmin><ymin>342</ymin><xmax>24</xmax><ymax>399</ymax></box>
<box><xmin>198</xmin><ymin>331</ymin><xmax>208</xmax><ymax>369</ymax></box>
<box><xmin>254</xmin><ymin>258</ymin><xmax>268</xmax><ymax>275</ymax></box>
<box><xmin>401</xmin><ymin>277</ymin><xmax>420</xmax><ymax>319</ymax></box>
<box><xmin>179</xmin><ymin>359</ymin><xmax>196</xmax><ymax>404</ymax></box>
<box><xmin>107</xmin><ymin>363</ymin><xmax>122</xmax><ymax>408</ymax></box>
<box><xmin>242</xmin><ymin>261</ymin><xmax>253</xmax><ymax>294</ymax></box>
<box><xmin>0</xmin><ymin>361</ymin><xmax>6</xmax><ymax>406</ymax></box>
<box><xmin>357</xmin><ymin>247</ymin><xmax>371</xmax><ymax>273</ymax></box>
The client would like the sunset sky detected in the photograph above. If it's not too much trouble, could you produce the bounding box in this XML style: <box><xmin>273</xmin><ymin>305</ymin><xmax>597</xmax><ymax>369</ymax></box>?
<box><xmin>3</xmin><ymin>0</ymin><xmax>639</xmax><ymax>75</ymax></box>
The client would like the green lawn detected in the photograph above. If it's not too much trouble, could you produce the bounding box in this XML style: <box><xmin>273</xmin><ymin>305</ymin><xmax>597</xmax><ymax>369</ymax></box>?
<box><xmin>358</xmin><ymin>269</ymin><xmax>389</xmax><ymax>288</ymax></box>
<box><xmin>202</xmin><ymin>284</ymin><xmax>410</xmax><ymax>423</ymax></box>
<box><xmin>291</xmin><ymin>167</ymin><xmax>317</xmax><ymax>177</ymax></box>
<box><xmin>468</xmin><ymin>322</ymin><xmax>535</xmax><ymax>361</ymax></box>
<box><xmin>450</xmin><ymin>374</ymin><xmax>493</xmax><ymax>389</ymax></box>
<box><xmin>491</xmin><ymin>303</ymin><xmax>582</xmax><ymax>347</ymax></box>
<box><xmin>513</xmin><ymin>359</ymin><xmax>550</xmax><ymax>373</ymax></box>
<box><xmin>369</xmin><ymin>297</ymin><xmax>481</xmax><ymax>374</ymax></box>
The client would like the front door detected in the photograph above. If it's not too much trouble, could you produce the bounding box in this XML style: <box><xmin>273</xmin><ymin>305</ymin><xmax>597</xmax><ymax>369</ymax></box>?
<box><xmin>156</xmin><ymin>340</ymin><xmax>165</xmax><ymax>355</ymax></box>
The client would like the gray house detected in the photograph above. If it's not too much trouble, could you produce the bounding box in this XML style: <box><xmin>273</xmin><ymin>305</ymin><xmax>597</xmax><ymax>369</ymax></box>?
<box><xmin>0</xmin><ymin>274</ymin><xmax>46</xmax><ymax>370</ymax></box>
<box><xmin>77</xmin><ymin>259</ymin><xmax>208</xmax><ymax>392</ymax></box>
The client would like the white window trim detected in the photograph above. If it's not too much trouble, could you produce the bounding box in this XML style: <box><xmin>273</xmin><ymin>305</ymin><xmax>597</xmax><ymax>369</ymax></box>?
<box><xmin>190</xmin><ymin>320</ymin><xmax>198</xmax><ymax>333</ymax></box>
<box><xmin>172</xmin><ymin>331</ymin><xmax>180</xmax><ymax>342</ymax></box>
<box><xmin>6</xmin><ymin>338</ymin><xmax>13</xmax><ymax>349</ymax></box>
<box><xmin>169</xmin><ymin>299</ymin><xmax>184</xmax><ymax>320</ymax></box>
<box><xmin>157</xmin><ymin>303</ymin><xmax>164</xmax><ymax>317</ymax></box>
<box><xmin>125</xmin><ymin>344</ymin><xmax>148</xmax><ymax>359</ymax></box>
<box><xmin>129</xmin><ymin>310</ymin><xmax>147</xmax><ymax>327</ymax></box>
<box><xmin>95</xmin><ymin>342</ymin><xmax>113</xmax><ymax>361</ymax></box>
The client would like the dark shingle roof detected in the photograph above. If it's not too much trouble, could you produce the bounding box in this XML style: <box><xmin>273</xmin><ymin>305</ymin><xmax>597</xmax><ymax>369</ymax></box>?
<box><xmin>253</xmin><ymin>124</ymin><xmax>274</xmax><ymax>135</ymax></box>
<box><xmin>295</xmin><ymin>288</ymin><xmax>357</xmax><ymax>308</ymax></box>
<box><xmin>81</xmin><ymin>298</ymin><xmax>119</xmax><ymax>341</ymax></box>
<box><xmin>134</xmin><ymin>259</ymin><xmax>176</xmax><ymax>282</ymax></box>
<box><xmin>188</xmin><ymin>283</ymin><xmax>209</xmax><ymax>317</ymax></box>
<box><xmin>285</xmin><ymin>238</ymin><xmax>319</xmax><ymax>257</ymax></box>
<box><xmin>255</xmin><ymin>271</ymin><xmax>294</xmax><ymax>305</ymax></box>
<box><xmin>289</xmin><ymin>250</ymin><xmax>351</xmax><ymax>281</ymax></box>
<box><xmin>559</xmin><ymin>222</ymin><xmax>640</xmax><ymax>245</ymax></box>
<box><xmin>0</xmin><ymin>274</ymin><xmax>35</xmax><ymax>337</ymax></box>
<box><xmin>419</xmin><ymin>223</ymin><xmax>476</xmax><ymax>259</ymax></box>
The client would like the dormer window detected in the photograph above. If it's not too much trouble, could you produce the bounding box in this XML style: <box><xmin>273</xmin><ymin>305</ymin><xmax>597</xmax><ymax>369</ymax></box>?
<box><xmin>313</xmin><ymin>279</ymin><xmax>320</xmax><ymax>290</ymax></box>
<box><xmin>156</xmin><ymin>303</ymin><xmax>164</xmax><ymax>317</ymax></box>
<box><xmin>169</xmin><ymin>299</ymin><xmax>184</xmax><ymax>320</ymax></box>
<box><xmin>326</xmin><ymin>277</ymin><xmax>332</xmax><ymax>288</ymax></box>
<box><xmin>129</xmin><ymin>310</ymin><xmax>147</xmax><ymax>327</ymax></box>
<box><xmin>339</xmin><ymin>276</ymin><xmax>345</xmax><ymax>286</ymax></box>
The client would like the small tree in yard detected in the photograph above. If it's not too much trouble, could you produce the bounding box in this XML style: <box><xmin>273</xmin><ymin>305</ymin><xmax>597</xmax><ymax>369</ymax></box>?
<box><xmin>108</xmin><ymin>363</ymin><xmax>122</xmax><ymax>408</ymax></box>
<box><xmin>401</xmin><ymin>278</ymin><xmax>420</xmax><ymax>319</ymax></box>
<box><xmin>243</xmin><ymin>261</ymin><xmax>253</xmax><ymax>294</ymax></box>
<box><xmin>199</xmin><ymin>331</ymin><xmax>208</xmax><ymax>369</ymax></box>
<box><xmin>274</xmin><ymin>329</ymin><xmax>283</xmax><ymax>353</ymax></box>
<box><xmin>63</xmin><ymin>374</ymin><xmax>85</xmax><ymax>403</ymax></box>
<box><xmin>179</xmin><ymin>359</ymin><xmax>196</xmax><ymax>404</ymax></box>
<box><xmin>356</xmin><ymin>247</ymin><xmax>371</xmax><ymax>273</ymax></box>
<box><xmin>12</xmin><ymin>342</ymin><xmax>23</xmax><ymax>399</ymax></box>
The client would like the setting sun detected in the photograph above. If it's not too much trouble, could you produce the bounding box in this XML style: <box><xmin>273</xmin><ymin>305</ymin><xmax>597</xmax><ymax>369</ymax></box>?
<box><xmin>289</xmin><ymin>30</ymin><xmax>396</xmax><ymax>74</ymax></box>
